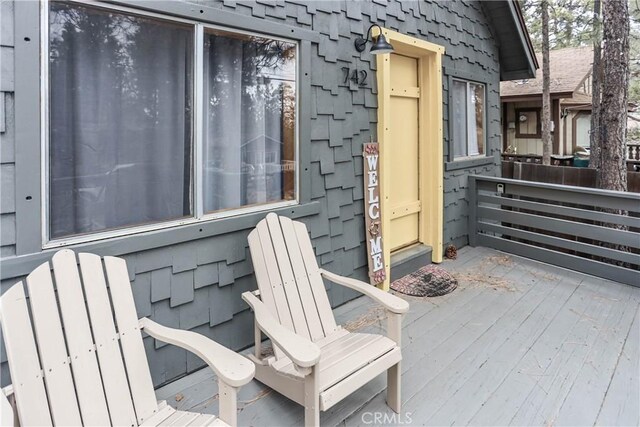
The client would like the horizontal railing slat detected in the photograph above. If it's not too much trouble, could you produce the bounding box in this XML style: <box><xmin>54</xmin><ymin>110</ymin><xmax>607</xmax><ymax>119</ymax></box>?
<box><xmin>474</xmin><ymin>175</ymin><xmax>640</xmax><ymax>201</ymax></box>
<box><xmin>477</xmin><ymin>221</ymin><xmax>640</xmax><ymax>266</ymax></box>
<box><xmin>477</xmin><ymin>206</ymin><xmax>640</xmax><ymax>250</ymax></box>
<box><xmin>477</xmin><ymin>194</ymin><xmax>640</xmax><ymax>229</ymax></box>
<box><xmin>477</xmin><ymin>180</ymin><xmax>640</xmax><ymax>212</ymax></box>
<box><xmin>477</xmin><ymin>234</ymin><xmax>638</xmax><ymax>287</ymax></box>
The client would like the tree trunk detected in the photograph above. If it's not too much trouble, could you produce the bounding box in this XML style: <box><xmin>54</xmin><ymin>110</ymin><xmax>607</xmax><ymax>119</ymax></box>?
<box><xmin>589</xmin><ymin>0</ymin><xmax>602</xmax><ymax>171</ymax></box>
<box><xmin>541</xmin><ymin>0</ymin><xmax>552</xmax><ymax>165</ymax></box>
<box><xmin>599</xmin><ymin>0</ymin><xmax>629</xmax><ymax>192</ymax></box>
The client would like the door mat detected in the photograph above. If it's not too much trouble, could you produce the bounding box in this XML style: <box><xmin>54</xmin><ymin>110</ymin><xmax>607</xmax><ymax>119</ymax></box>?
<box><xmin>391</xmin><ymin>264</ymin><xmax>458</xmax><ymax>297</ymax></box>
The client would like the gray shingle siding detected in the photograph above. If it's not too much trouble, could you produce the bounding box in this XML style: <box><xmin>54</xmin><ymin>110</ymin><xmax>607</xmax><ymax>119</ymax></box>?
<box><xmin>0</xmin><ymin>0</ymin><xmax>501</xmax><ymax>387</ymax></box>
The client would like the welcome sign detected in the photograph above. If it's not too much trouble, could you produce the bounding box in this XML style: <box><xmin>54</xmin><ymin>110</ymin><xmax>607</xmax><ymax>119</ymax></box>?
<box><xmin>363</xmin><ymin>143</ymin><xmax>386</xmax><ymax>285</ymax></box>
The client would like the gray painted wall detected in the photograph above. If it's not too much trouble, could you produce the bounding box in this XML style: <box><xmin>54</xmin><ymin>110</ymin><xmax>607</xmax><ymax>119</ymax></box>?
<box><xmin>0</xmin><ymin>0</ymin><xmax>501</xmax><ymax>387</ymax></box>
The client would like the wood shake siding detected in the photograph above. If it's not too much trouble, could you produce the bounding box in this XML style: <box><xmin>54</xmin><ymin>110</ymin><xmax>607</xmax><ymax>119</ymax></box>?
<box><xmin>0</xmin><ymin>0</ymin><xmax>501</xmax><ymax>387</ymax></box>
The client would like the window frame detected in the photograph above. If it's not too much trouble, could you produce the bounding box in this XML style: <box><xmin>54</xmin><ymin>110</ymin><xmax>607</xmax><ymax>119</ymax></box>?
<box><xmin>450</xmin><ymin>78</ymin><xmax>486</xmax><ymax>160</ymax></box>
<box><xmin>41</xmin><ymin>0</ymin><xmax>304</xmax><ymax>248</ymax></box>
<box><xmin>514</xmin><ymin>107</ymin><xmax>542</xmax><ymax>138</ymax></box>
<box><xmin>444</xmin><ymin>68</ymin><xmax>493</xmax><ymax>171</ymax></box>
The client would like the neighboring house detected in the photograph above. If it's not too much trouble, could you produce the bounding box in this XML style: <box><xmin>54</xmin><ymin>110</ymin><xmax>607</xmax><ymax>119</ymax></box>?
<box><xmin>501</xmin><ymin>46</ymin><xmax>593</xmax><ymax>156</ymax></box>
<box><xmin>0</xmin><ymin>0</ymin><xmax>535</xmax><ymax>387</ymax></box>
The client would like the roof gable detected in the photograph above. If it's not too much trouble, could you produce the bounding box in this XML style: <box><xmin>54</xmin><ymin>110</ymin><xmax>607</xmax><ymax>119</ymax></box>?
<box><xmin>500</xmin><ymin>46</ymin><xmax>593</xmax><ymax>98</ymax></box>
<box><xmin>482</xmin><ymin>0</ymin><xmax>538</xmax><ymax>81</ymax></box>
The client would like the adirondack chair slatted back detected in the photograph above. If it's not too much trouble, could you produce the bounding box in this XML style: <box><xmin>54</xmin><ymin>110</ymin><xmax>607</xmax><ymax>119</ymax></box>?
<box><xmin>0</xmin><ymin>250</ymin><xmax>158</xmax><ymax>426</ymax></box>
<box><xmin>248</xmin><ymin>213</ymin><xmax>337</xmax><ymax>359</ymax></box>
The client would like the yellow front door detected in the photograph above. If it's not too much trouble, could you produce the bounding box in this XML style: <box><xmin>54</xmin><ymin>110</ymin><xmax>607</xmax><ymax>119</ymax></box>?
<box><xmin>375</xmin><ymin>27</ymin><xmax>444</xmax><ymax>290</ymax></box>
<box><xmin>388</xmin><ymin>53</ymin><xmax>421</xmax><ymax>252</ymax></box>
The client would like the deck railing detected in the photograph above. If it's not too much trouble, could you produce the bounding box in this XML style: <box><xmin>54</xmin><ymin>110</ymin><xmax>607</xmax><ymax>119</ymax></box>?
<box><xmin>628</xmin><ymin>142</ymin><xmax>640</xmax><ymax>160</ymax></box>
<box><xmin>468</xmin><ymin>175</ymin><xmax>640</xmax><ymax>286</ymax></box>
<box><xmin>501</xmin><ymin>162</ymin><xmax>640</xmax><ymax>192</ymax></box>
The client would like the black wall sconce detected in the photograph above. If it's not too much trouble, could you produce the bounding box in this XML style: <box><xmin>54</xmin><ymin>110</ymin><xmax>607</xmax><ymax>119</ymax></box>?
<box><xmin>354</xmin><ymin>24</ymin><xmax>394</xmax><ymax>55</ymax></box>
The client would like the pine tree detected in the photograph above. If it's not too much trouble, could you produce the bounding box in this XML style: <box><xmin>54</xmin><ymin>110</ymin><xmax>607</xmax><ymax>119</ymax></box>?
<box><xmin>521</xmin><ymin>0</ymin><xmax>595</xmax><ymax>50</ymax></box>
<box><xmin>541</xmin><ymin>0</ymin><xmax>552</xmax><ymax>165</ymax></box>
<box><xmin>590</xmin><ymin>0</ymin><xmax>602</xmax><ymax>171</ymax></box>
<box><xmin>599</xmin><ymin>0</ymin><xmax>629</xmax><ymax>192</ymax></box>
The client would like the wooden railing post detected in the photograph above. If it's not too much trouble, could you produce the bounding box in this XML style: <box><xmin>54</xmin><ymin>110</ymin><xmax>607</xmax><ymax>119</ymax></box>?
<box><xmin>468</xmin><ymin>175</ymin><xmax>478</xmax><ymax>247</ymax></box>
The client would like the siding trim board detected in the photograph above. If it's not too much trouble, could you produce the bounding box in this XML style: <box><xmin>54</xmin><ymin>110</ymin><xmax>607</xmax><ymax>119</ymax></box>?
<box><xmin>445</xmin><ymin>155</ymin><xmax>496</xmax><ymax>171</ymax></box>
<box><xmin>0</xmin><ymin>201</ymin><xmax>321</xmax><ymax>280</ymax></box>
<box><xmin>14</xmin><ymin>0</ymin><xmax>41</xmax><ymax>256</ymax></box>
<box><xmin>501</xmin><ymin>92</ymin><xmax>574</xmax><ymax>103</ymax></box>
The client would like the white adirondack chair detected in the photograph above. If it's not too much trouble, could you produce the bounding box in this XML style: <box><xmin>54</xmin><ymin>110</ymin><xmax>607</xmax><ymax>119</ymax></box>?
<box><xmin>242</xmin><ymin>213</ymin><xmax>409</xmax><ymax>426</ymax></box>
<box><xmin>0</xmin><ymin>249</ymin><xmax>254</xmax><ymax>427</ymax></box>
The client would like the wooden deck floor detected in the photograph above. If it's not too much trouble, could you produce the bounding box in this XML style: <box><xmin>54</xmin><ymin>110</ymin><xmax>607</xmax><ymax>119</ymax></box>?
<box><xmin>156</xmin><ymin>246</ymin><xmax>640</xmax><ymax>426</ymax></box>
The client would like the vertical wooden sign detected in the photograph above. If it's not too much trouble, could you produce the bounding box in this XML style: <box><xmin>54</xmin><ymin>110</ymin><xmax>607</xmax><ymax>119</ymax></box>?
<box><xmin>363</xmin><ymin>143</ymin><xmax>386</xmax><ymax>285</ymax></box>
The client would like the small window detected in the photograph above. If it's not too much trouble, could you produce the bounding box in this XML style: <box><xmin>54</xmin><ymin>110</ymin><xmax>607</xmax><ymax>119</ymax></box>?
<box><xmin>451</xmin><ymin>79</ymin><xmax>485</xmax><ymax>159</ymax></box>
<box><xmin>515</xmin><ymin>108</ymin><xmax>542</xmax><ymax>138</ymax></box>
<box><xmin>202</xmin><ymin>28</ymin><xmax>296</xmax><ymax>214</ymax></box>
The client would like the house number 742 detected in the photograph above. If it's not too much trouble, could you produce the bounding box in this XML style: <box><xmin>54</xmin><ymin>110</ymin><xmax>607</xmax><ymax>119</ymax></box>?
<box><xmin>342</xmin><ymin>67</ymin><xmax>368</xmax><ymax>87</ymax></box>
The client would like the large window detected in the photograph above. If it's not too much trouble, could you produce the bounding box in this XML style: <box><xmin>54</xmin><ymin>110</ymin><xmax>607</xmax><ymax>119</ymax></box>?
<box><xmin>47</xmin><ymin>1</ymin><xmax>297</xmax><ymax>243</ymax></box>
<box><xmin>451</xmin><ymin>79</ymin><xmax>485</xmax><ymax>159</ymax></box>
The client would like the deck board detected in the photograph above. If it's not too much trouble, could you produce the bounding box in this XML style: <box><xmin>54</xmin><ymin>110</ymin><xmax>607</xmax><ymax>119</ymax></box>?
<box><xmin>507</xmin><ymin>279</ymin><xmax>634</xmax><ymax>427</ymax></box>
<box><xmin>154</xmin><ymin>247</ymin><xmax>640</xmax><ymax>426</ymax></box>
<box><xmin>463</xmin><ymin>273</ymin><xmax>583</xmax><ymax>426</ymax></box>
<box><xmin>554</xmin><ymin>284</ymin><xmax>640</xmax><ymax>426</ymax></box>
<box><xmin>409</xmin><ymin>264</ymin><xmax>580</xmax><ymax>424</ymax></box>
<box><xmin>595</xmin><ymin>306</ymin><xmax>640</xmax><ymax>427</ymax></box>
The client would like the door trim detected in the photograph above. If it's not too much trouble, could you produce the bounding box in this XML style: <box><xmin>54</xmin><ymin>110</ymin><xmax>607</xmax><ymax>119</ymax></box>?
<box><xmin>571</xmin><ymin>110</ymin><xmax>590</xmax><ymax>152</ymax></box>
<box><xmin>375</xmin><ymin>28</ymin><xmax>444</xmax><ymax>290</ymax></box>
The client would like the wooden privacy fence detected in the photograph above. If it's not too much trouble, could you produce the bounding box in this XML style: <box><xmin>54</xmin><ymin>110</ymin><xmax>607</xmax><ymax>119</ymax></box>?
<box><xmin>502</xmin><ymin>161</ymin><xmax>640</xmax><ymax>190</ymax></box>
<box><xmin>468</xmin><ymin>176</ymin><xmax>640</xmax><ymax>286</ymax></box>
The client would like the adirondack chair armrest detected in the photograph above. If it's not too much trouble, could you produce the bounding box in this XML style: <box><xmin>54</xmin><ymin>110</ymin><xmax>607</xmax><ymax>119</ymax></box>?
<box><xmin>242</xmin><ymin>292</ymin><xmax>321</xmax><ymax>368</ymax></box>
<box><xmin>139</xmin><ymin>318</ymin><xmax>255</xmax><ymax>387</ymax></box>
<box><xmin>319</xmin><ymin>269</ymin><xmax>409</xmax><ymax>314</ymax></box>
